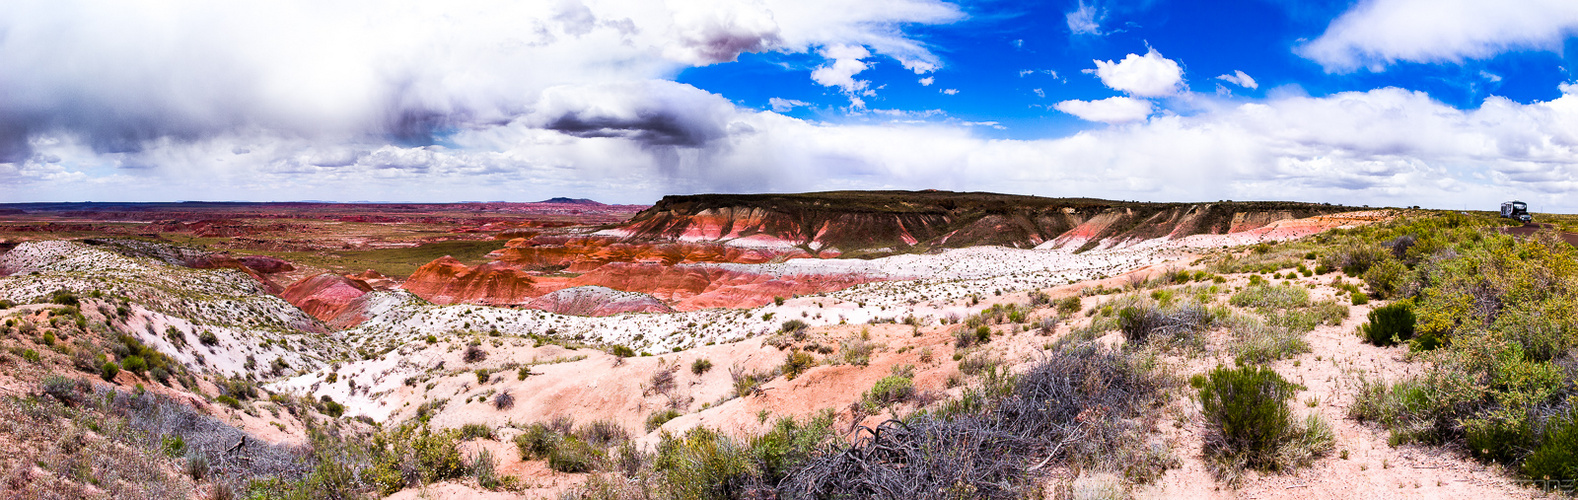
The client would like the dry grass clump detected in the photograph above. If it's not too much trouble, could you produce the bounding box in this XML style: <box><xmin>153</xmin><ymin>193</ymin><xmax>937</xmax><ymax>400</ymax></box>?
<box><xmin>784</xmin><ymin>342</ymin><xmax>1176</xmax><ymax>498</ymax></box>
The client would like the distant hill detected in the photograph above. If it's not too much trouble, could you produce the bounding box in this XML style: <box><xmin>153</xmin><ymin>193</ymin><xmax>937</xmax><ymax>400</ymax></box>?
<box><xmin>535</xmin><ymin>197</ymin><xmax>605</xmax><ymax>205</ymax></box>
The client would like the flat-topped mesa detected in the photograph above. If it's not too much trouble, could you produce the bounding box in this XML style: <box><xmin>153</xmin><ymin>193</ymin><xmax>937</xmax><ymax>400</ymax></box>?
<box><xmin>611</xmin><ymin>191</ymin><xmax>1357</xmax><ymax>255</ymax></box>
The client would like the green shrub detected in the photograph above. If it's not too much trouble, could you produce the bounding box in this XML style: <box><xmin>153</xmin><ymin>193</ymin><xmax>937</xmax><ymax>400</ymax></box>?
<box><xmin>42</xmin><ymin>374</ymin><xmax>84</xmax><ymax>405</ymax></box>
<box><xmin>610</xmin><ymin>345</ymin><xmax>636</xmax><ymax>358</ymax></box>
<box><xmin>42</xmin><ymin>331</ymin><xmax>56</xmax><ymax>346</ymax></box>
<box><xmin>1197</xmin><ymin>365</ymin><xmax>1296</xmax><ymax>469</ymax></box>
<box><xmin>653</xmin><ymin>427</ymin><xmax>755</xmax><ymax>499</ymax></box>
<box><xmin>197</xmin><ymin>330</ymin><xmax>219</xmax><ymax>346</ymax></box>
<box><xmin>100</xmin><ymin>360</ymin><xmax>121</xmax><ymax>381</ymax></box>
<box><xmin>862</xmin><ymin>375</ymin><xmax>914</xmax><ymax>406</ymax></box>
<box><xmin>1231</xmin><ymin>320</ymin><xmax>1310</xmax><ymax>365</ymax></box>
<box><xmin>1362</xmin><ymin>259</ymin><xmax>1411</xmax><ymax>299</ymax></box>
<box><xmin>122</xmin><ymin>355</ymin><xmax>147</xmax><ymax>374</ymax></box>
<box><xmin>1347</xmin><ymin>371</ymin><xmax>1479</xmax><ymax>446</ymax></box>
<box><xmin>548</xmin><ymin>436</ymin><xmax>602</xmax><ymax>473</ymax></box>
<box><xmin>368</xmin><ymin>423</ymin><xmax>468</xmax><ymax>494</ymax></box>
<box><xmin>749</xmin><ymin>412</ymin><xmax>835</xmax><ymax>486</ymax></box>
<box><xmin>161</xmin><ymin>435</ymin><xmax>186</xmax><ymax>458</ymax></box>
<box><xmin>1117</xmin><ymin>302</ymin><xmax>1210</xmax><ymax>348</ymax></box>
<box><xmin>1524</xmin><ymin>412</ymin><xmax>1578</xmax><ymax>482</ymax></box>
<box><xmin>835</xmin><ymin>337</ymin><xmax>873</xmax><ymax>366</ymax></box>
<box><xmin>647</xmin><ymin>409</ymin><xmax>683</xmax><ymax>432</ymax></box>
<box><xmin>691</xmin><ymin>358</ymin><xmax>714</xmax><ymax>375</ymax></box>
<box><xmin>460</xmin><ymin>423</ymin><xmax>494</xmax><ymax>440</ymax></box>
<box><xmin>48</xmin><ymin>289</ymin><xmax>79</xmax><ymax>306</ymax></box>
<box><xmin>515</xmin><ymin>423</ymin><xmax>557</xmax><ymax>460</ymax></box>
<box><xmin>216</xmin><ymin>395</ymin><xmax>242</xmax><ymax>408</ymax></box>
<box><xmin>474</xmin><ymin>369</ymin><xmax>489</xmax><ymax>385</ymax></box>
<box><xmin>780</xmin><ymin>319</ymin><xmax>808</xmax><ymax>333</ymax></box>
<box><xmin>782</xmin><ymin>351</ymin><xmax>816</xmax><ymax>380</ymax></box>
<box><xmin>1229</xmin><ymin>283</ymin><xmax>1310</xmax><ymax>310</ymax></box>
<box><xmin>1350</xmin><ymin>291</ymin><xmax>1369</xmax><ymax>305</ymax></box>
<box><xmin>1055</xmin><ymin>296</ymin><xmax>1082</xmax><ymax>315</ymax></box>
<box><xmin>576</xmin><ymin>419</ymin><xmax>630</xmax><ymax>448</ymax></box>
<box><xmin>425</xmin><ymin>335</ymin><xmax>438</xmax><ymax>344</ymax></box>
<box><xmin>322</xmin><ymin>399</ymin><xmax>345</xmax><ymax>417</ymax></box>
<box><xmin>1359</xmin><ymin>301</ymin><xmax>1415</xmax><ymax>346</ymax></box>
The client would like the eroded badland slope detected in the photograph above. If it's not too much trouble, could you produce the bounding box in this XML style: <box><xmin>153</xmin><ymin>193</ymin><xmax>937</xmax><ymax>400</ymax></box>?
<box><xmin>0</xmin><ymin>195</ymin><xmax>1567</xmax><ymax>499</ymax></box>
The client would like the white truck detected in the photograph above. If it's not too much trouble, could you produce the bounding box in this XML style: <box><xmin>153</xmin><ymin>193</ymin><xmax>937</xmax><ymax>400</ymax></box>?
<box><xmin>1500</xmin><ymin>201</ymin><xmax>1532</xmax><ymax>223</ymax></box>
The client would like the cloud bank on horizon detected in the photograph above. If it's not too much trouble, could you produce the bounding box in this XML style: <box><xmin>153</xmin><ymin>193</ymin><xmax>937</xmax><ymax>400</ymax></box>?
<box><xmin>2</xmin><ymin>0</ymin><xmax>1577</xmax><ymax>211</ymax></box>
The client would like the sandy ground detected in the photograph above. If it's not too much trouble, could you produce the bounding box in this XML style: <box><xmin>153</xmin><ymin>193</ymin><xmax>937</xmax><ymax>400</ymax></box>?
<box><xmin>384</xmin><ymin>265</ymin><xmax>1543</xmax><ymax>500</ymax></box>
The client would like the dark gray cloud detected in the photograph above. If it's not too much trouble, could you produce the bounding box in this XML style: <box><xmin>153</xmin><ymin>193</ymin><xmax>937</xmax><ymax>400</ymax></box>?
<box><xmin>543</xmin><ymin>112</ymin><xmax>719</xmax><ymax>146</ymax></box>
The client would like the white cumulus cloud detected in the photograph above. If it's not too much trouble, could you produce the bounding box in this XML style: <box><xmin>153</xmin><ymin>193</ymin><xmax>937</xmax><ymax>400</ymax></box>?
<box><xmin>1066</xmin><ymin>0</ymin><xmax>1103</xmax><ymax>36</ymax></box>
<box><xmin>1215</xmin><ymin>70</ymin><xmax>1258</xmax><ymax>89</ymax></box>
<box><xmin>1299</xmin><ymin>0</ymin><xmax>1578</xmax><ymax>72</ymax></box>
<box><xmin>0</xmin><ymin>0</ymin><xmax>963</xmax><ymax>164</ymax></box>
<box><xmin>769</xmin><ymin>98</ymin><xmax>810</xmax><ymax>112</ymax></box>
<box><xmin>1053</xmin><ymin>96</ymin><xmax>1153</xmax><ymax>123</ymax></box>
<box><xmin>811</xmin><ymin>44</ymin><xmax>875</xmax><ymax>107</ymax></box>
<box><xmin>1089</xmin><ymin>49</ymin><xmax>1184</xmax><ymax>97</ymax></box>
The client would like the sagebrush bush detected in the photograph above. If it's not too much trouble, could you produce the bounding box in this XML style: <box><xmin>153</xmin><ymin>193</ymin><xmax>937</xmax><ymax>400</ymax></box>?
<box><xmin>515</xmin><ymin>423</ymin><xmax>556</xmax><ymax>460</ymax></box>
<box><xmin>1117</xmin><ymin>301</ymin><xmax>1210</xmax><ymax>348</ymax></box>
<box><xmin>1229</xmin><ymin>318</ymin><xmax>1310</xmax><ymax>365</ymax></box>
<box><xmin>834</xmin><ymin>337</ymin><xmax>874</xmax><ymax>366</ymax></box>
<box><xmin>1523</xmin><ymin>411</ymin><xmax>1578</xmax><ymax>482</ymax></box>
<box><xmin>463</xmin><ymin>344</ymin><xmax>488</xmax><ymax>362</ymax></box>
<box><xmin>646</xmin><ymin>409</ymin><xmax>682</xmax><ymax>432</ymax></box>
<box><xmin>577</xmin><ymin>419</ymin><xmax>629</xmax><ymax>448</ymax></box>
<box><xmin>1362</xmin><ymin>259</ymin><xmax>1411</xmax><ymax>299</ymax></box>
<box><xmin>1229</xmin><ymin>283</ymin><xmax>1310</xmax><ymax>310</ymax></box>
<box><xmin>1196</xmin><ymin>365</ymin><xmax>1296</xmax><ymax>471</ymax></box>
<box><xmin>459</xmin><ymin>423</ymin><xmax>493</xmax><ymax>440</ymax></box>
<box><xmin>787</xmin><ymin>342</ymin><xmax>1174</xmax><ymax>498</ymax></box>
<box><xmin>782</xmin><ymin>351</ymin><xmax>816</xmax><ymax>380</ymax></box>
<box><xmin>549</xmin><ymin>435</ymin><xmax>602</xmax><ymax>473</ymax></box>
<box><xmin>862</xmin><ymin>375</ymin><xmax>914</xmax><ymax>406</ymax></box>
<box><xmin>654</xmin><ymin>427</ymin><xmax>756</xmax><ymax>499</ymax></box>
<box><xmin>691</xmin><ymin>358</ymin><xmax>713</xmax><ymax>375</ymax></box>
<box><xmin>1360</xmin><ymin>301</ymin><xmax>1415</xmax><ymax>346</ymax></box>
<box><xmin>368</xmin><ymin>423</ymin><xmax>469</xmax><ymax>494</ymax></box>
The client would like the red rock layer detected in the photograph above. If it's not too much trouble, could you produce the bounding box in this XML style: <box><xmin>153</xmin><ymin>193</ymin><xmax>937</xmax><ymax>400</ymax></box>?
<box><xmin>281</xmin><ymin>273</ymin><xmax>374</xmax><ymax>324</ymax></box>
<box><xmin>401</xmin><ymin>256</ymin><xmax>538</xmax><ymax>306</ymax></box>
<box><xmin>488</xmin><ymin>236</ymin><xmax>810</xmax><ymax>271</ymax></box>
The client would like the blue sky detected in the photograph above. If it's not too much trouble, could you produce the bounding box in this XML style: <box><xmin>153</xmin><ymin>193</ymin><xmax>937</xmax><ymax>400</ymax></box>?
<box><xmin>3</xmin><ymin>0</ymin><xmax>1578</xmax><ymax>210</ymax></box>
<box><xmin>681</xmin><ymin>0</ymin><xmax>1576</xmax><ymax>136</ymax></box>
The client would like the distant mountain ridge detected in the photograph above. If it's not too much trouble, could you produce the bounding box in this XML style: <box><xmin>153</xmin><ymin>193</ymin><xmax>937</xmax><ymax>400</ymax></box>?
<box><xmin>535</xmin><ymin>197</ymin><xmax>605</xmax><ymax>205</ymax></box>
